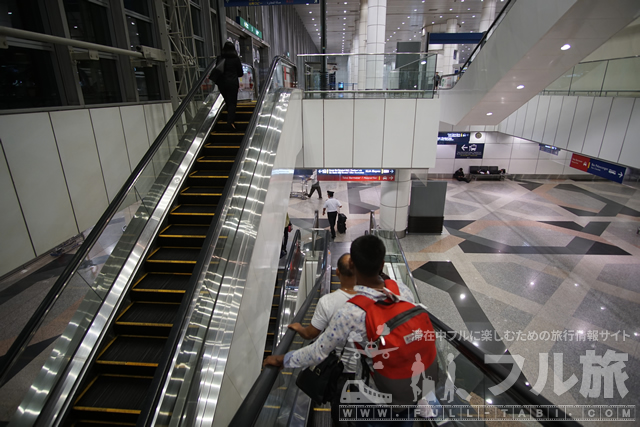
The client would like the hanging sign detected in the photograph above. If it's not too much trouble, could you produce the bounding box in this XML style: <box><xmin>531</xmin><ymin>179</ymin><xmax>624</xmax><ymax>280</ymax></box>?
<box><xmin>226</xmin><ymin>0</ymin><xmax>318</xmax><ymax>6</ymax></box>
<box><xmin>570</xmin><ymin>154</ymin><xmax>626</xmax><ymax>183</ymax></box>
<box><xmin>437</xmin><ymin>132</ymin><xmax>470</xmax><ymax>144</ymax></box>
<box><xmin>455</xmin><ymin>143</ymin><xmax>484</xmax><ymax>159</ymax></box>
<box><xmin>236</xmin><ymin>16</ymin><xmax>263</xmax><ymax>39</ymax></box>
<box><xmin>318</xmin><ymin>169</ymin><xmax>396</xmax><ymax>182</ymax></box>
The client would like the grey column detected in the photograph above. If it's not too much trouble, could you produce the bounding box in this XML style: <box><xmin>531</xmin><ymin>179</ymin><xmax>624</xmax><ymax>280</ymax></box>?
<box><xmin>479</xmin><ymin>0</ymin><xmax>497</xmax><ymax>33</ymax></box>
<box><xmin>380</xmin><ymin>169</ymin><xmax>411</xmax><ymax>238</ymax></box>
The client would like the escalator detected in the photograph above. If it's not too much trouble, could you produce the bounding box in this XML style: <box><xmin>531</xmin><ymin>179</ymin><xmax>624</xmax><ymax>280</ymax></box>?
<box><xmin>64</xmin><ymin>102</ymin><xmax>257</xmax><ymax>426</ymax></box>
<box><xmin>232</xmin><ymin>229</ymin><xmax>582</xmax><ymax>427</ymax></box>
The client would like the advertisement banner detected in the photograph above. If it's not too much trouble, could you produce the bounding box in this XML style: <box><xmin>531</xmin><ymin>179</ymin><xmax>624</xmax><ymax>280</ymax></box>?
<box><xmin>455</xmin><ymin>143</ymin><xmax>484</xmax><ymax>159</ymax></box>
<box><xmin>569</xmin><ymin>154</ymin><xmax>626</xmax><ymax>183</ymax></box>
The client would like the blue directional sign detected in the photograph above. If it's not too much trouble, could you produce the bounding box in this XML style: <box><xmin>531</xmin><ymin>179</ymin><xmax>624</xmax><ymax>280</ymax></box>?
<box><xmin>588</xmin><ymin>158</ymin><xmax>626</xmax><ymax>184</ymax></box>
<box><xmin>225</xmin><ymin>0</ymin><xmax>317</xmax><ymax>6</ymax></box>
<box><xmin>455</xmin><ymin>142</ymin><xmax>484</xmax><ymax>159</ymax></box>
<box><xmin>438</xmin><ymin>132</ymin><xmax>470</xmax><ymax>145</ymax></box>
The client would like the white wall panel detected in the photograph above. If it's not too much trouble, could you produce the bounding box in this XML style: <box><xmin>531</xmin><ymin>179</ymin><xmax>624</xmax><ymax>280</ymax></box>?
<box><xmin>484</xmin><ymin>143</ymin><xmax>513</xmax><ymax>159</ymax></box>
<box><xmin>555</xmin><ymin>96</ymin><xmax>578</xmax><ymax>149</ymax></box>
<box><xmin>599</xmin><ymin>97</ymin><xmax>634</xmax><ymax>162</ymax></box>
<box><xmin>453</xmin><ymin>158</ymin><xmax>483</xmax><ymax>171</ymax></box>
<box><xmin>542</xmin><ymin>96</ymin><xmax>563</xmax><ymax>145</ymax></box>
<box><xmin>324</xmin><ymin>100</ymin><xmax>354</xmax><ymax>167</ymax></box>
<box><xmin>538</xmin><ymin>148</ymin><xmax>567</xmax><ymax>161</ymax></box>
<box><xmin>90</xmin><ymin>108</ymin><xmax>131</xmax><ymax>202</ymax></box>
<box><xmin>566</xmin><ymin>97</ymin><xmax>594</xmax><ymax>153</ymax></box>
<box><xmin>121</xmin><ymin>105</ymin><xmax>151</xmax><ymax>170</ymax></box>
<box><xmin>162</xmin><ymin>102</ymin><xmax>180</xmax><ymax>151</ymax></box>
<box><xmin>430</xmin><ymin>158</ymin><xmax>455</xmax><ymax>174</ymax></box>
<box><xmin>412</xmin><ymin>99</ymin><xmax>440</xmax><ymax>168</ymax></box>
<box><xmin>353</xmin><ymin>100</ymin><xmax>384</xmax><ymax>167</ymax></box>
<box><xmin>497</xmin><ymin>133</ymin><xmax>514</xmax><ymax>144</ymax></box>
<box><xmin>582</xmin><ymin>97</ymin><xmax>613</xmax><ymax>157</ymax></box>
<box><xmin>162</xmin><ymin>102</ymin><xmax>174</xmax><ymax>122</ymax></box>
<box><xmin>484</xmin><ymin>132</ymin><xmax>497</xmax><ymax>144</ymax></box>
<box><xmin>497</xmin><ymin>117</ymin><xmax>508</xmax><ymax>133</ymax></box>
<box><xmin>508</xmin><ymin>159</ymin><xmax>537</xmax><ymax>174</ymax></box>
<box><xmin>514</xmin><ymin>103</ymin><xmax>528</xmax><ymax>137</ymax></box>
<box><xmin>532</xmin><ymin>96</ymin><xmax>551</xmax><ymax>142</ymax></box>
<box><xmin>382</xmin><ymin>99</ymin><xmax>415</xmax><ymax>168</ymax></box>
<box><xmin>536</xmin><ymin>159</ymin><xmax>565</xmax><ymax>174</ymax></box>
<box><xmin>620</xmin><ymin>99</ymin><xmax>640</xmax><ymax>169</ymax></box>
<box><xmin>482</xmin><ymin>158</ymin><xmax>509</xmax><ymax>168</ymax></box>
<box><xmin>302</xmin><ymin>100</ymin><xmax>324</xmax><ymax>167</ymax></box>
<box><xmin>523</xmin><ymin>96</ymin><xmax>539</xmax><ymax>140</ymax></box>
<box><xmin>0</xmin><ymin>152</ymin><xmax>35</xmax><ymax>277</ymax></box>
<box><xmin>0</xmin><ymin>113</ymin><xmax>77</xmax><ymax>255</ymax></box>
<box><xmin>436</xmin><ymin>144</ymin><xmax>456</xmax><ymax>159</ymax></box>
<box><xmin>506</xmin><ymin>111</ymin><xmax>517</xmax><ymax>135</ymax></box>
<box><xmin>144</xmin><ymin>103</ymin><xmax>167</xmax><ymax>144</ymax></box>
<box><xmin>50</xmin><ymin>110</ymin><xmax>108</xmax><ymax>232</ymax></box>
<box><xmin>511</xmin><ymin>143</ymin><xmax>540</xmax><ymax>159</ymax></box>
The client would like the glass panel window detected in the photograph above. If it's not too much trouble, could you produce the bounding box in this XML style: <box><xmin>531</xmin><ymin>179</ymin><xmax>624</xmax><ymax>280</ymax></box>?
<box><xmin>77</xmin><ymin>58</ymin><xmax>122</xmax><ymax>104</ymax></box>
<box><xmin>0</xmin><ymin>46</ymin><xmax>61</xmax><ymax>109</ymax></box>
<box><xmin>64</xmin><ymin>0</ymin><xmax>113</xmax><ymax>46</ymax></box>
<box><xmin>134</xmin><ymin>66</ymin><xmax>161</xmax><ymax>101</ymax></box>
<box><xmin>1</xmin><ymin>0</ymin><xmax>45</xmax><ymax>32</ymax></box>
<box><xmin>127</xmin><ymin>16</ymin><xmax>154</xmax><ymax>48</ymax></box>
<box><xmin>195</xmin><ymin>40</ymin><xmax>205</xmax><ymax>69</ymax></box>
<box><xmin>124</xmin><ymin>0</ymin><xmax>150</xmax><ymax>16</ymax></box>
<box><xmin>191</xmin><ymin>6</ymin><xmax>202</xmax><ymax>37</ymax></box>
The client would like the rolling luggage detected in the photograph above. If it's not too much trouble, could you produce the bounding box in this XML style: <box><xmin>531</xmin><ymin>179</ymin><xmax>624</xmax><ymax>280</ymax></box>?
<box><xmin>337</xmin><ymin>213</ymin><xmax>347</xmax><ymax>233</ymax></box>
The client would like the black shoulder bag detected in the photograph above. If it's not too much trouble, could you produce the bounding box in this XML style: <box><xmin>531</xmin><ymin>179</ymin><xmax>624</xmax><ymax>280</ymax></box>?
<box><xmin>295</xmin><ymin>349</ymin><xmax>345</xmax><ymax>403</ymax></box>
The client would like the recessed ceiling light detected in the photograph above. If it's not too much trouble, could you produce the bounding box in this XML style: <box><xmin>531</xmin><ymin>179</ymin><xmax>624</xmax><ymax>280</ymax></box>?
<box><xmin>461</xmin><ymin>21</ymin><xmax>464</xmax><ymax>24</ymax></box>
<box><xmin>312</xmin><ymin>18</ymin><xmax>314</xmax><ymax>20</ymax></box>
<box><xmin>561</xmin><ymin>44</ymin><xmax>571</xmax><ymax>50</ymax></box>
<box><xmin>517</xmin><ymin>84</ymin><xmax>525</xmax><ymax>89</ymax></box>
<box><xmin>402</xmin><ymin>22</ymin><xmax>405</xmax><ymax>24</ymax></box>
<box><xmin>439</xmin><ymin>15</ymin><xmax>442</xmax><ymax>18</ymax></box>
<box><xmin>414</xmin><ymin>9</ymin><xmax>417</xmax><ymax>12</ymax></box>
<box><xmin>449</xmin><ymin>8</ymin><xmax>453</xmax><ymax>11</ymax></box>
<box><xmin>486</xmin><ymin>112</ymin><xmax>493</xmax><ymax>116</ymax></box>
<box><xmin>472</xmin><ymin>15</ymin><xmax>475</xmax><ymax>18</ymax></box>
<box><xmin>343</xmin><ymin>17</ymin><xmax>346</xmax><ymax>19</ymax></box>
<box><xmin>309</xmin><ymin>11</ymin><xmax>312</xmax><ymax>13</ymax></box>
<box><xmin>344</xmin><ymin>10</ymin><xmax>347</xmax><ymax>13</ymax></box>
<box><xmin>432</xmin><ymin>21</ymin><xmax>434</xmax><ymax>24</ymax></box>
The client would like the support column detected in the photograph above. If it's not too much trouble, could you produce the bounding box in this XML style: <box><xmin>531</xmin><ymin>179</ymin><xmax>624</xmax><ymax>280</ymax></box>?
<box><xmin>442</xmin><ymin>18</ymin><xmax>458</xmax><ymax>75</ymax></box>
<box><xmin>350</xmin><ymin>20</ymin><xmax>359</xmax><ymax>89</ymax></box>
<box><xmin>365</xmin><ymin>0</ymin><xmax>386</xmax><ymax>89</ymax></box>
<box><xmin>479</xmin><ymin>0</ymin><xmax>497</xmax><ymax>33</ymax></box>
<box><xmin>357</xmin><ymin>0</ymin><xmax>368</xmax><ymax>90</ymax></box>
<box><xmin>380</xmin><ymin>170</ymin><xmax>411</xmax><ymax>238</ymax></box>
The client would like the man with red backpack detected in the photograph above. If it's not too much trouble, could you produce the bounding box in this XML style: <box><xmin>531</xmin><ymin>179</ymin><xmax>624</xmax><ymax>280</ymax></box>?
<box><xmin>264</xmin><ymin>235</ymin><xmax>438</xmax><ymax>425</ymax></box>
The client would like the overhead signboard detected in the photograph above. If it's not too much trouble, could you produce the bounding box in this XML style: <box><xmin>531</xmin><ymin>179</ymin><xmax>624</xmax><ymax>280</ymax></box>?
<box><xmin>437</xmin><ymin>132</ymin><xmax>470</xmax><ymax>145</ymax></box>
<box><xmin>570</xmin><ymin>153</ymin><xmax>626</xmax><ymax>184</ymax></box>
<box><xmin>539</xmin><ymin>144</ymin><xmax>561</xmax><ymax>156</ymax></box>
<box><xmin>318</xmin><ymin>169</ymin><xmax>396</xmax><ymax>182</ymax></box>
<box><xmin>236</xmin><ymin>16</ymin><xmax>262</xmax><ymax>38</ymax></box>
<box><xmin>226</xmin><ymin>0</ymin><xmax>317</xmax><ymax>6</ymax></box>
<box><xmin>455</xmin><ymin>142</ymin><xmax>484</xmax><ymax>159</ymax></box>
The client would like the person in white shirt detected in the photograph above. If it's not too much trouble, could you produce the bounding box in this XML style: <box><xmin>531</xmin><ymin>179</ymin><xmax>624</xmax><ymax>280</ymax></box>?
<box><xmin>322</xmin><ymin>191</ymin><xmax>342</xmax><ymax>239</ymax></box>
<box><xmin>306</xmin><ymin>170</ymin><xmax>322</xmax><ymax>199</ymax></box>
<box><xmin>288</xmin><ymin>253</ymin><xmax>358</xmax><ymax>426</ymax></box>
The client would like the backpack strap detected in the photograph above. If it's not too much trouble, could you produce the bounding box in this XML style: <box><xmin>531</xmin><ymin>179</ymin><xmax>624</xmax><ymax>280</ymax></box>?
<box><xmin>384</xmin><ymin>279</ymin><xmax>400</xmax><ymax>296</ymax></box>
<box><xmin>348</xmin><ymin>295</ymin><xmax>375</xmax><ymax>311</ymax></box>
<box><xmin>384</xmin><ymin>305</ymin><xmax>428</xmax><ymax>333</ymax></box>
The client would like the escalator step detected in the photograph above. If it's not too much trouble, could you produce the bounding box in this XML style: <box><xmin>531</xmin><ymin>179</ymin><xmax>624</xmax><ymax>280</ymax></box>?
<box><xmin>72</xmin><ymin>421</ymin><xmax>135</xmax><ymax>426</ymax></box>
<box><xmin>196</xmin><ymin>156</ymin><xmax>237</xmax><ymax>164</ymax></box>
<box><xmin>146</xmin><ymin>246</ymin><xmax>201</xmax><ymax>263</ymax></box>
<box><xmin>73</xmin><ymin>374</ymin><xmax>152</xmax><ymax>423</ymax></box>
<box><xmin>97</xmin><ymin>336</ymin><xmax>166</xmax><ymax>366</ymax></box>
<box><xmin>116</xmin><ymin>302</ymin><xmax>180</xmax><ymax>327</ymax></box>
<box><xmin>133</xmin><ymin>272</ymin><xmax>190</xmax><ymax>292</ymax></box>
<box><xmin>158</xmin><ymin>224</ymin><xmax>209</xmax><ymax>246</ymax></box>
<box><xmin>180</xmin><ymin>186</ymin><xmax>223</xmax><ymax>196</ymax></box>
<box><xmin>188</xmin><ymin>170</ymin><xmax>230</xmax><ymax>179</ymax></box>
<box><xmin>170</xmin><ymin>204</ymin><xmax>216</xmax><ymax>224</ymax></box>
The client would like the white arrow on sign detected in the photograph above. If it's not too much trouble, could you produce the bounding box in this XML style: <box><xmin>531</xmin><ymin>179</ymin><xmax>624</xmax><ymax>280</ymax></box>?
<box><xmin>619</xmin><ymin>172</ymin><xmax>623</xmax><ymax>178</ymax></box>
<box><xmin>461</xmin><ymin>145</ymin><xmax>468</xmax><ymax>151</ymax></box>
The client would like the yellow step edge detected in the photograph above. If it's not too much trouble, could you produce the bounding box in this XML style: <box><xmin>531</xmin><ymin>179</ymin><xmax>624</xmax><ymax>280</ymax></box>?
<box><xmin>264</xmin><ymin>405</ymin><xmax>281</xmax><ymax>409</ymax></box>
<box><xmin>73</xmin><ymin>420</ymin><xmax>135</xmax><ymax>426</ymax></box>
<box><xmin>281</xmin><ymin>371</ymin><xmax>292</xmax><ymax>375</ymax></box>
<box><xmin>132</xmin><ymin>289</ymin><xmax>185</xmax><ymax>294</ymax></box>
<box><xmin>210</xmin><ymin>132</ymin><xmax>244</xmax><ymax>136</ymax></box>
<box><xmin>146</xmin><ymin>259</ymin><xmax>197</xmax><ymax>264</ymax></box>
<box><xmin>159</xmin><ymin>234</ymin><xmax>207</xmax><ymax>238</ymax></box>
<box><xmin>73</xmin><ymin>406</ymin><xmax>141</xmax><ymax>415</ymax></box>
<box><xmin>96</xmin><ymin>361</ymin><xmax>158</xmax><ymax>367</ymax></box>
<box><xmin>116</xmin><ymin>322</ymin><xmax>174</xmax><ymax>327</ymax></box>
<box><xmin>204</xmin><ymin>145</ymin><xmax>240</xmax><ymax>149</ymax></box>
<box><xmin>314</xmin><ymin>408</ymin><xmax>331</xmax><ymax>412</ymax></box>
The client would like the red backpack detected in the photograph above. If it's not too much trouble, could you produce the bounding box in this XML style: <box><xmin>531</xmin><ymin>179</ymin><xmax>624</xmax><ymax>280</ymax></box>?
<box><xmin>348</xmin><ymin>279</ymin><xmax>437</xmax><ymax>405</ymax></box>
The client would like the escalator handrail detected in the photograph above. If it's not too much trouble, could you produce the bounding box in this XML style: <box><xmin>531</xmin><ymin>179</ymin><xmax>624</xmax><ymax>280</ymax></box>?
<box><xmin>442</xmin><ymin>0</ymin><xmax>515</xmax><ymax>86</ymax></box>
<box><xmin>229</xmin><ymin>230</ymin><xmax>329</xmax><ymax>427</ymax></box>
<box><xmin>273</xmin><ymin>229</ymin><xmax>302</xmax><ymax>351</ymax></box>
<box><xmin>383</xmin><ymin>230</ymin><xmax>578</xmax><ymax>425</ymax></box>
<box><xmin>136</xmin><ymin>55</ymin><xmax>298</xmax><ymax>427</ymax></box>
<box><xmin>0</xmin><ymin>58</ymin><xmax>220</xmax><ymax>386</ymax></box>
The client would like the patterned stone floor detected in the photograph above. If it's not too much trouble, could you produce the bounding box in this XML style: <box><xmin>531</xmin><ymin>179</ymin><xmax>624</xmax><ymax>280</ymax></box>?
<box><xmin>289</xmin><ymin>177</ymin><xmax>640</xmax><ymax>414</ymax></box>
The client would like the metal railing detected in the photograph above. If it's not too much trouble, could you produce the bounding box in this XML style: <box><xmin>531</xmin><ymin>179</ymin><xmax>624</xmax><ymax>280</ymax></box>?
<box><xmin>541</xmin><ymin>56</ymin><xmax>640</xmax><ymax>98</ymax></box>
<box><xmin>0</xmin><ymin>57</ymin><xmax>218</xmax><ymax>390</ymax></box>
<box><xmin>298</xmin><ymin>52</ymin><xmax>438</xmax><ymax>98</ymax></box>
<box><xmin>439</xmin><ymin>0</ymin><xmax>516</xmax><ymax>90</ymax></box>
<box><xmin>228</xmin><ymin>230</ymin><xmax>330</xmax><ymax>427</ymax></box>
<box><xmin>368</xmin><ymin>209</ymin><xmax>377</xmax><ymax>234</ymax></box>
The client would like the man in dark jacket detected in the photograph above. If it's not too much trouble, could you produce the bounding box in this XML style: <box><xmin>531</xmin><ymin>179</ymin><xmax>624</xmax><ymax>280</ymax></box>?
<box><xmin>454</xmin><ymin>168</ymin><xmax>470</xmax><ymax>183</ymax></box>
<box><xmin>217</xmin><ymin>41</ymin><xmax>244</xmax><ymax>130</ymax></box>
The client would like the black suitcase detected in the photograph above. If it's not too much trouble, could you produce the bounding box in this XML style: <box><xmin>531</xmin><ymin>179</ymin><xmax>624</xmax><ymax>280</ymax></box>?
<box><xmin>337</xmin><ymin>213</ymin><xmax>347</xmax><ymax>233</ymax></box>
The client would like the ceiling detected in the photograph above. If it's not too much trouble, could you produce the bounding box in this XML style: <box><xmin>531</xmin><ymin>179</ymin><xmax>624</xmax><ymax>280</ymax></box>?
<box><xmin>294</xmin><ymin>0</ymin><xmax>508</xmax><ymax>60</ymax></box>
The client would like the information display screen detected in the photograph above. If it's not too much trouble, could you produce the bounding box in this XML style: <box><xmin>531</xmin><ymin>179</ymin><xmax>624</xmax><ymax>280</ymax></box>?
<box><xmin>318</xmin><ymin>169</ymin><xmax>396</xmax><ymax>182</ymax></box>
<box><xmin>437</xmin><ymin>132</ymin><xmax>470</xmax><ymax>145</ymax></box>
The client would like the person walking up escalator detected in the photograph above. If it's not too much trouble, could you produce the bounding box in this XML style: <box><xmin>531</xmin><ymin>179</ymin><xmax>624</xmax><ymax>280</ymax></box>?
<box><xmin>217</xmin><ymin>42</ymin><xmax>244</xmax><ymax>131</ymax></box>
